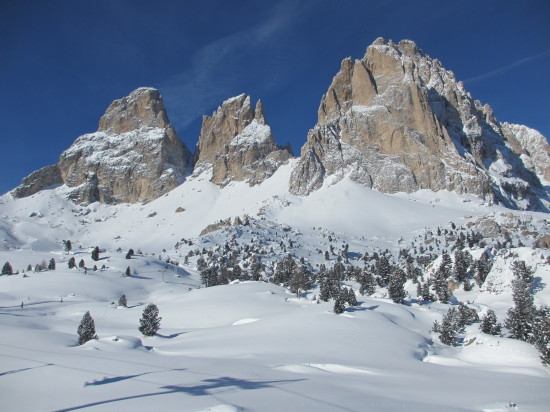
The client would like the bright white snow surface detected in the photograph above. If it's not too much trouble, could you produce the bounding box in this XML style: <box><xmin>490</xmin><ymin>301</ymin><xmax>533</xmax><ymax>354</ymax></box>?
<box><xmin>1</xmin><ymin>163</ymin><xmax>550</xmax><ymax>411</ymax></box>
<box><xmin>1</xmin><ymin>254</ymin><xmax>549</xmax><ymax>412</ymax></box>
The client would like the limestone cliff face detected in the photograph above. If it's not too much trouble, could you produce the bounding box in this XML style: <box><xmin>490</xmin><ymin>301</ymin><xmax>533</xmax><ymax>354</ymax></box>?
<box><xmin>195</xmin><ymin>94</ymin><xmax>292</xmax><ymax>186</ymax></box>
<box><xmin>290</xmin><ymin>38</ymin><xmax>548</xmax><ymax>210</ymax></box>
<box><xmin>13</xmin><ymin>87</ymin><xmax>192</xmax><ymax>204</ymax></box>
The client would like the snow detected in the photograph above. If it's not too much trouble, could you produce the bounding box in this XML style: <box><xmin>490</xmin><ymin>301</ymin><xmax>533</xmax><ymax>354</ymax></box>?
<box><xmin>230</xmin><ymin>120</ymin><xmax>272</xmax><ymax>147</ymax></box>
<box><xmin>1</xmin><ymin>159</ymin><xmax>550</xmax><ymax>411</ymax></box>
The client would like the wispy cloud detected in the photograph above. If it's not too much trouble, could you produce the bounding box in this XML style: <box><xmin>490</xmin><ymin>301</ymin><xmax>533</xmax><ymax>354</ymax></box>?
<box><xmin>463</xmin><ymin>47</ymin><xmax>550</xmax><ymax>84</ymax></box>
<box><xmin>159</xmin><ymin>1</ymin><xmax>306</xmax><ymax>135</ymax></box>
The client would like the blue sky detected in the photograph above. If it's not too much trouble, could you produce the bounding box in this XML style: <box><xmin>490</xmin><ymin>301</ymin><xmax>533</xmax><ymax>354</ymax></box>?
<box><xmin>1</xmin><ymin>0</ymin><xmax>549</xmax><ymax>195</ymax></box>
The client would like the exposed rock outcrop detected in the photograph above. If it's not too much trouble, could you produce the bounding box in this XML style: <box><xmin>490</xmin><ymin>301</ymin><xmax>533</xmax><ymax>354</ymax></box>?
<box><xmin>289</xmin><ymin>38</ymin><xmax>548</xmax><ymax>210</ymax></box>
<box><xmin>13</xmin><ymin>88</ymin><xmax>192</xmax><ymax>204</ymax></box>
<box><xmin>194</xmin><ymin>94</ymin><xmax>292</xmax><ymax>186</ymax></box>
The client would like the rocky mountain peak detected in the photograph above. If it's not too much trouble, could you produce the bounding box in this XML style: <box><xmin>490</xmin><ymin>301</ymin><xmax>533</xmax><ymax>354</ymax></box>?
<box><xmin>195</xmin><ymin>94</ymin><xmax>292</xmax><ymax>186</ymax></box>
<box><xmin>290</xmin><ymin>38</ymin><xmax>549</xmax><ymax>210</ymax></box>
<box><xmin>98</xmin><ymin>87</ymin><xmax>171</xmax><ymax>134</ymax></box>
<box><xmin>13</xmin><ymin>87</ymin><xmax>192</xmax><ymax>204</ymax></box>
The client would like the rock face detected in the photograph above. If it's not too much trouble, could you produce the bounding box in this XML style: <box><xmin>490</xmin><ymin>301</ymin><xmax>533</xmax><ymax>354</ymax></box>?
<box><xmin>13</xmin><ymin>88</ymin><xmax>192</xmax><ymax>204</ymax></box>
<box><xmin>290</xmin><ymin>38</ymin><xmax>549</xmax><ymax>210</ymax></box>
<box><xmin>194</xmin><ymin>94</ymin><xmax>292</xmax><ymax>186</ymax></box>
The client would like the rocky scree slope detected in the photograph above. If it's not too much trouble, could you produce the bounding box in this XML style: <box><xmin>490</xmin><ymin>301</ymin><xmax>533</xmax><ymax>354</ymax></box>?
<box><xmin>289</xmin><ymin>38</ymin><xmax>549</xmax><ymax>210</ymax></box>
<box><xmin>12</xmin><ymin>87</ymin><xmax>192</xmax><ymax>204</ymax></box>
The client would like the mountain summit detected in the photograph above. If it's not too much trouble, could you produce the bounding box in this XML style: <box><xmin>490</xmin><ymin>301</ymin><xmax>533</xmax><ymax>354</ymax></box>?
<box><xmin>194</xmin><ymin>94</ymin><xmax>292</xmax><ymax>186</ymax></box>
<box><xmin>13</xmin><ymin>87</ymin><xmax>192</xmax><ymax>204</ymax></box>
<box><xmin>289</xmin><ymin>38</ymin><xmax>549</xmax><ymax>210</ymax></box>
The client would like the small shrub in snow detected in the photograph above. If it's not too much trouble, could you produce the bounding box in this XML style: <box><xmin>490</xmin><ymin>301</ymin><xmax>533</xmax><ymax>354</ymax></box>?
<box><xmin>91</xmin><ymin>246</ymin><xmax>100</xmax><ymax>261</ymax></box>
<box><xmin>68</xmin><ymin>257</ymin><xmax>76</xmax><ymax>269</ymax></box>
<box><xmin>118</xmin><ymin>294</ymin><xmax>127</xmax><ymax>307</ymax></box>
<box><xmin>125</xmin><ymin>266</ymin><xmax>131</xmax><ymax>277</ymax></box>
<box><xmin>48</xmin><ymin>258</ymin><xmax>56</xmax><ymax>270</ymax></box>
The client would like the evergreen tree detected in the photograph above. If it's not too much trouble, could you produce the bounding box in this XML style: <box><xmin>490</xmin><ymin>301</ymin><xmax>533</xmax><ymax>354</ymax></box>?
<box><xmin>79</xmin><ymin>259</ymin><xmax>85</xmax><ymax>268</ymax></box>
<box><xmin>2</xmin><ymin>262</ymin><xmax>13</xmax><ymax>275</ymax></box>
<box><xmin>377</xmin><ymin>255</ymin><xmax>391</xmax><ymax>285</ymax></box>
<box><xmin>64</xmin><ymin>240</ymin><xmax>72</xmax><ymax>254</ymax></box>
<box><xmin>345</xmin><ymin>287</ymin><xmax>358</xmax><ymax>306</ymax></box>
<box><xmin>200</xmin><ymin>266</ymin><xmax>219</xmax><ymax>287</ymax></box>
<box><xmin>453</xmin><ymin>250</ymin><xmax>469</xmax><ymax>284</ymax></box>
<box><xmin>359</xmin><ymin>267</ymin><xmax>376</xmax><ymax>296</ymax></box>
<box><xmin>118</xmin><ymin>294</ymin><xmax>128</xmax><ymax>307</ymax></box>
<box><xmin>319</xmin><ymin>277</ymin><xmax>331</xmax><ymax>302</ymax></box>
<box><xmin>91</xmin><ymin>246</ymin><xmax>100</xmax><ymax>261</ymax></box>
<box><xmin>421</xmin><ymin>281</ymin><xmax>435</xmax><ymax>302</ymax></box>
<box><xmin>434</xmin><ymin>307</ymin><xmax>464</xmax><ymax>346</ymax></box>
<box><xmin>77</xmin><ymin>311</ymin><xmax>97</xmax><ymax>345</ymax></box>
<box><xmin>388</xmin><ymin>267</ymin><xmax>407</xmax><ymax>304</ymax></box>
<box><xmin>533</xmin><ymin>306</ymin><xmax>550</xmax><ymax>365</ymax></box>
<box><xmin>504</xmin><ymin>260</ymin><xmax>536</xmax><ymax>342</ymax></box>
<box><xmin>48</xmin><ymin>258</ymin><xmax>56</xmax><ymax>270</ymax></box>
<box><xmin>289</xmin><ymin>265</ymin><xmax>311</xmax><ymax>297</ymax></box>
<box><xmin>433</xmin><ymin>253</ymin><xmax>452</xmax><ymax>303</ymax></box>
<box><xmin>68</xmin><ymin>257</ymin><xmax>76</xmax><ymax>269</ymax></box>
<box><xmin>125</xmin><ymin>266</ymin><xmax>131</xmax><ymax>276</ymax></box>
<box><xmin>480</xmin><ymin>309</ymin><xmax>501</xmax><ymax>335</ymax></box>
<box><xmin>474</xmin><ymin>252</ymin><xmax>492</xmax><ymax>287</ymax></box>
<box><xmin>273</xmin><ymin>255</ymin><xmax>297</xmax><ymax>286</ymax></box>
<box><xmin>333</xmin><ymin>293</ymin><xmax>346</xmax><ymax>314</ymax></box>
<box><xmin>457</xmin><ymin>302</ymin><xmax>479</xmax><ymax>326</ymax></box>
<box><xmin>139</xmin><ymin>303</ymin><xmax>161</xmax><ymax>336</ymax></box>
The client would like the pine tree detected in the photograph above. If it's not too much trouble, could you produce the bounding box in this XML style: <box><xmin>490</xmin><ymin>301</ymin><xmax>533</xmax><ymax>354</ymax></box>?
<box><xmin>533</xmin><ymin>306</ymin><xmax>550</xmax><ymax>365</ymax></box>
<box><xmin>504</xmin><ymin>260</ymin><xmax>536</xmax><ymax>342</ymax></box>
<box><xmin>118</xmin><ymin>294</ymin><xmax>128</xmax><ymax>307</ymax></box>
<box><xmin>377</xmin><ymin>255</ymin><xmax>391</xmax><ymax>285</ymax></box>
<box><xmin>480</xmin><ymin>309</ymin><xmax>501</xmax><ymax>335</ymax></box>
<box><xmin>333</xmin><ymin>293</ymin><xmax>346</xmax><ymax>314</ymax></box>
<box><xmin>79</xmin><ymin>259</ymin><xmax>85</xmax><ymax>268</ymax></box>
<box><xmin>434</xmin><ymin>307</ymin><xmax>464</xmax><ymax>346</ymax></box>
<box><xmin>388</xmin><ymin>267</ymin><xmax>407</xmax><ymax>304</ymax></box>
<box><xmin>346</xmin><ymin>287</ymin><xmax>358</xmax><ymax>306</ymax></box>
<box><xmin>457</xmin><ymin>302</ymin><xmax>479</xmax><ymax>326</ymax></box>
<box><xmin>125</xmin><ymin>266</ymin><xmax>131</xmax><ymax>277</ymax></box>
<box><xmin>289</xmin><ymin>265</ymin><xmax>311</xmax><ymax>297</ymax></box>
<box><xmin>68</xmin><ymin>257</ymin><xmax>76</xmax><ymax>269</ymax></box>
<box><xmin>139</xmin><ymin>303</ymin><xmax>161</xmax><ymax>336</ymax></box>
<box><xmin>319</xmin><ymin>277</ymin><xmax>331</xmax><ymax>302</ymax></box>
<box><xmin>433</xmin><ymin>253</ymin><xmax>452</xmax><ymax>303</ymax></box>
<box><xmin>2</xmin><ymin>262</ymin><xmax>13</xmax><ymax>275</ymax></box>
<box><xmin>474</xmin><ymin>252</ymin><xmax>492</xmax><ymax>287</ymax></box>
<box><xmin>48</xmin><ymin>258</ymin><xmax>56</xmax><ymax>270</ymax></box>
<box><xmin>91</xmin><ymin>246</ymin><xmax>100</xmax><ymax>261</ymax></box>
<box><xmin>77</xmin><ymin>311</ymin><xmax>97</xmax><ymax>345</ymax></box>
<box><xmin>64</xmin><ymin>240</ymin><xmax>72</xmax><ymax>254</ymax></box>
<box><xmin>359</xmin><ymin>267</ymin><xmax>376</xmax><ymax>296</ymax></box>
<box><xmin>421</xmin><ymin>281</ymin><xmax>435</xmax><ymax>302</ymax></box>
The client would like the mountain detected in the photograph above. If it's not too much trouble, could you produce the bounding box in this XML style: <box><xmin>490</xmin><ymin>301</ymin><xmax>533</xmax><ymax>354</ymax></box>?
<box><xmin>289</xmin><ymin>38</ymin><xmax>549</xmax><ymax>210</ymax></box>
<box><xmin>194</xmin><ymin>93</ymin><xmax>292</xmax><ymax>186</ymax></box>
<box><xmin>12</xmin><ymin>87</ymin><xmax>192</xmax><ymax>204</ymax></box>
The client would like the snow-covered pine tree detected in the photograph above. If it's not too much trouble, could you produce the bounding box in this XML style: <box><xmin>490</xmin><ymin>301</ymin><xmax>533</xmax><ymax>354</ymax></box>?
<box><xmin>333</xmin><ymin>293</ymin><xmax>346</xmax><ymax>314</ymax></box>
<box><xmin>48</xmin><ymin>258</ymin><xmax>56</xmax><ymax>270</ymax></box>
<box><xmin>319</xmin><ymin>277</ymin><xmax>331</xmax><ymax>302</ymax></box>
<box><xmin>359</xmin><ymin>267</ymin><xmax>376</xmax><ymax>296</ymax></box>
<box><xmin>377</xmin><ymin>255</ymin><xmax>391</xmax><ymax>285</ymax></box>
<box><xmin>289</xmin><ymin>265</ymin><xmax>311</xmax><ymax>297</ymax></box>
<box><xmin>118</xmin><ymin>294</ymin><xmax>127</xmax><ymax>307</ymax></box>
<box><xmin>125</xmin><ymin>266</ymin><xmax>131</xmax><ymax>276</ymax></box>
<box><xmin>474</xmin><ymin>252</ymin><xmax>492</xmax><ymax>287</ymax></box>
<box><xmin>68</xmin><ymin>257</ymin><xmax>76</xmax><ymax>269</ymax></box>
<box><xmin>504</xmin><ymin>260</ymin><xmax>536</xmax><ymax>342</ymax></box>
<box><xmin>433</xmin><ymin>253</ymin><xmax>452</xmax><ymax>303</ymax></box>
<box><xmin>91</xmin><ymin>246</ymin><xmax>100</xmax><ymax>261</ymax></box>
<box><xmin>388</xmin><ymin>267</ymin><xmax>407</xmax><ymax>304</ymax></box>
<box><xmin>435</xmin><ymin>307</ymin><xmax>464</xmax><ymax>346</ymax></box>
<box><xmin>79</xmin><ymin>259</ymin><xmax>85</xmax><ymax>268</ymax></box>
<box><xmin>77</xmin><ymin>311</ymin><xmax>97</xmax><ymax>345</ymax></box>
<box><xmin>139</xmin><ymin>303</ymin><xmax>161</xmax><ymax>336</ymax></box>
<box><xmin>2</xmin><ymin>262</ymin><xmax>13</xmax><ymax>275</ymax></box>
<box><xmin>346</xmin><ymin>287</ymin><xmax>358</xmax><ymax>306</ymax></box>
<box><xmin>533</xmin><ymin>306</ymin><xmax>550</xmax><ymax>365</ymax></box>
<box><xmin>480</xmin><ymin>309</ymin><xmax>501</xmax><ymax>335</ymax></box>
<box><xmin>457</xmin><ymin>302</ymin><xmax>479</xmax><ymax>326</ymax></box>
